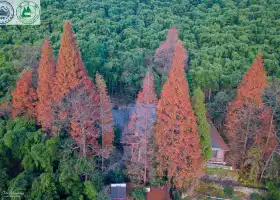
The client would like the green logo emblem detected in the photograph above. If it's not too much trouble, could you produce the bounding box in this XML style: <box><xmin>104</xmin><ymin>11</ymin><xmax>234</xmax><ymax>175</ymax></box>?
<box><xmin>16</xmin><ymin>1</ymin><xmax>40</xmax><ymax>24</ymax></box>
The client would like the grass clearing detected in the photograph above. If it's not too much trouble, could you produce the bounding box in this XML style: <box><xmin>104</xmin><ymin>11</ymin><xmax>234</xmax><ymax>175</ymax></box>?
<box><xmin>205</xmin><ymin>167</ymin><xmax>239</xmax><ymax>181</ymax></box>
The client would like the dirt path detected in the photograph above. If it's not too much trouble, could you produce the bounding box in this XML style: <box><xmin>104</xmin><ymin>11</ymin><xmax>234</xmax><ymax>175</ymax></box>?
<box><xmin>201</xmin><ymin>177</ymin><xmax>268</xmax><ymax>191</ymax></box>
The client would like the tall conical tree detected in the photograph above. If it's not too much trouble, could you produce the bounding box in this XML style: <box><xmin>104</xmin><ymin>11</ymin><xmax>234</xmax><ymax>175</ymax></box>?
<box><xmin>224</xmin><ymin>55</ymin><xmax>274</xmax><ymax>169</ymax></box>
<box><xmin>95</xmin><ymin>72</ymin><xmax>114</xmax><ymax>172</ymax></box>
<box><xmin>153</xmin><ymin>26</ymin><xmax>178</xmax><ymax>75</ymax></box>
<box><xmin>153</xmin><ymin>26</ymin><xmax>180</xmax><ymax>83</ymax></box>
<box><xmin>234</xmin><ymin>55</ymin><xmax>267</xmax><ymax>106</ymax></box>
<box><xmin>192</xmin><ymin>87</ymin><xmax>212</xmax><ymax>160</ymax></box>
<box><xmin>53</xmin><ymin>20</ymin><xmax>88</xmax><ymax>101</ymax></box>
<box><xmin>68</xmin><ymin>77</ymin><xmax>100</xmax><ymax>159</ymax></box>
<box><xmin>155</xmin><ymin>41</ymin><xmax>203</xmax><ymax>188</ymax></box>
<box><xmin>12</xmin><ymin>70</ymin><xmax>37</xmax><ymax>118</ymax></box>
<box><xmin>37</xmin><ymin>38</ymin><xmax>56</xmax><ymax>131</ymax></box>
<box><xmin>136</xmin><ymin>72</ymin><xmax>158</xmax><ymax>105</ymax></box>
<box><xmin>122</xmin><ymin>72</ymin><xmax>158</xmax><ymax>184</ymax></box>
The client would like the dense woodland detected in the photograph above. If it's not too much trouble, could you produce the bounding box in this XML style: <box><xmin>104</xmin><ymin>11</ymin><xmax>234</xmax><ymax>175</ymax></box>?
<box><xmin>0</xmin><ymin>0</ymin><xmax>280</xmax><ymax>199</ymax></box>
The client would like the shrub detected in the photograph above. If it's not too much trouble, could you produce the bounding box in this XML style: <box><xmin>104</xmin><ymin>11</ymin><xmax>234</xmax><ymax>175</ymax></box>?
<box><xmin>223</xmin><ymin>186</ymin><xmax>233</xmax><ymax>198</ymax></box>
<box><xmin>267</xmin><ymin>181</ymin><xmax>280</xmax><ymax>200</ymax></box>
<box><xmin>250</xmin><ymin>193</ymin><xmax>264</xmax><ymax>200</ymax></box>
<box><xmin>104</xmin><ymin>169</ymin><xmax>127</xmax><ymax>185</ymax></box>
<box><xmin>130</xmin><ymin>187</ymin><xmax>146</xmax><ymax>200</ymax></box>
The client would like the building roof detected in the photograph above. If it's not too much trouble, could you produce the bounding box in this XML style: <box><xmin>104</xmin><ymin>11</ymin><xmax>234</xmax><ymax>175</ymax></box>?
<box><xmin>146</xmin><ymin>185</ymin><xmax>171</xmax><ymax>200</ymax></box>
<box><xmin>112</xmin><ymin>105</ymin><xmax>229</xmax><ymax>151</ymax></box>
<box><xmin>208</xmin><ymin>119</ymin><xmax>229</xmax><ymax>151</ymax></box>
<box><xmin>110</xmin><ymin>184</ymin><xmax>127</xmax><ymax>199</ymax></box>
<box><xmin>112</xmin><ymin>107</ymin><xmax>132</xmax><ymax>131</ymax></box>
<box><xmin>112</xmin><ymin>104</ymin><xmax>156</xmax><ymax>132</ymax></box>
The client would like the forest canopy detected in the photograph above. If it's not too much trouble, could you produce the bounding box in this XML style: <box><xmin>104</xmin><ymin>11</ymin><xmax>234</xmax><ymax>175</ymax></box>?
<box><xmin>1</xmin><ymin>0</ymin><xmax>279</xmax><ymax>102</ymax></box>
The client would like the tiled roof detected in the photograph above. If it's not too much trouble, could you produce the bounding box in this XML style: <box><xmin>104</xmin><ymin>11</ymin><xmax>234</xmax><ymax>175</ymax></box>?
<box><xmin>146</xmin><ymin>185</ymin><xmax>171</xmax><ymax>200</ymax></box>
<box><xmin>112</xmin><ymin>104</ymin><xmax>156</xmax><ymax>131</ymax></box>
<box><xmin>112</xmin><ymin>107</ymin><xmax>133</xmax><ymax>131</ymax></box>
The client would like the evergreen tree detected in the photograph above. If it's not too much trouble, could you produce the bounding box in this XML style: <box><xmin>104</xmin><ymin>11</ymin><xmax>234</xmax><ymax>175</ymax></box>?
<box><xmin>155</xmin><ymin>41</ymin><xmax>203</xmax><ymax>188</ymax></box>
<box><xmin>0</xmin><ymin>100</ymin><xmax>11</xmax><ymax>118</ymax></box>
<box><xmin>192</xmin><ymin>87</ymin><xmax>212</xmax><ymax>160</ymax></box>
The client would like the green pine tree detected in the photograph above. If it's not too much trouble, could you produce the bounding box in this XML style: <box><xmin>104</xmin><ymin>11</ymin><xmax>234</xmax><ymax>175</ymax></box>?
<box><xmin>192</xmin><ymin>87</ymin><xmax>212</xmax><ymax>160</ymax></box>
<box><xmin>21</xmin><ymin>8</ymin><xmax>27</xmax><ymax>17</ymax></box>
<box><xmin>26</xmin><ymin>6</ymin><xmax>31</xmax><ymax>13</ymax></box>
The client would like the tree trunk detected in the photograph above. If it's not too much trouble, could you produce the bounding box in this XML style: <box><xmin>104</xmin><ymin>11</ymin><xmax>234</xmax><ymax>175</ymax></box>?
<box><xmin>100</xmin><ymin>93</ymin><xmax>105</xmax><ymax>173</ymax></box>
<box><xmin>143</xmin><ymin>104</ymin><xmax>150</xmax><ymax>185</ymax></box>
<box><xmin>244</xmin><ymin>111</ymin><xmax>251</xmax><ymax>152</ymax></box>
<box><xmin>208</xmin><ymin>88</ymin><xmax>211</xmax><ymax>102</ymax></box>
<box><xmin>265</xmin><ymin>109</ymin><xmax>276</xmax><ymax>149</ymax></box>
<box><xmin>143</xmin><ymin>133</ymin><xmax>147</xmax><ymax>185</ymax></box>
<box><xmin>144</xmin><ymin>156</ymin><xmax>147</xmax><ymax>185</ymax></box>
<box><xmin>82</xmin><ymin>126</ymin><xmax>86</xmax><ymax>158</ymax></box>
<box><xmin>260</xmin><ymin>143</ymin><xmax>278</xmax><ymax>179</ymax></box>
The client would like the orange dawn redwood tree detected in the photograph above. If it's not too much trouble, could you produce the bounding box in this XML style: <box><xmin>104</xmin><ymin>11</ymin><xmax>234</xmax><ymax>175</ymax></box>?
<box><xmin>49</xmin><ymin>20</ymin><xmax>92</xmax><ymax>136</ymax></box>
<box><xmin>95</xmin><ymin>72</ymin><xmax>114</xmax><ymax>162</ymax></box>
<box><xmin>256</xmin><ymin>107</ymin><xmax>278</xmax><ymax>158</ymax></box>
<box><xmin>37</xmin><ymin>38</ymin><xmax>56</xmax><ymax>131</ymax></box>
<box><xmin>225</xmin><ymin>55</ymin><xmax>277</xmax><ymax>170</ymax></box>
<box><xmin>136</xmin><ymin>72</ymin><xmax>158</xmax><ymax>105</ymax></box>
<box><xmin>53</xmin><ymin>20</ymin><xmax>88</xmax><ymax>101</ymax></box>
<box><xmin>155</xmin><ymin>40</ymin><xmax>203</xmax><ymax>188</ymax></box>
<box><xmin>153</xmin><ymin>26</ymin><xmax>178</xmax><ymax>76</ymax></box>
<box><xmin>122</xmin><ymin>71</ymin><xmax>158</xmax><ymax>184</ymax></box>
<box><xmin>68</xmin><ymin>76</ymin><xmax>101</xmax><ymax>158</ymax></box>
<box><xmin>12</xmin><ymin>70</ymin><xmax>37</xmax><ymax>118</ymax></box>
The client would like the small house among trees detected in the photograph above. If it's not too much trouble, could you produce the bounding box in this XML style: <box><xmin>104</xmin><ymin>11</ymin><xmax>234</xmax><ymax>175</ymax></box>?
<box><xmin>110</xmin><ymin>183</ymin><xmax>127</xmax><ymax>200</ymax></box>
<box><xmin>113</xmin><ymin>106</ymin><xmax>231</xmax><ymax>166</ymax></box>
<box><xmin>207</xmin><ymin>120</ymin><xmax>230</xmax><ymax>165</ymax></box>
<box><xmin>146</xmin><ymin>185</ymin><xmax>171</xmax><ymax>200</ymax></box>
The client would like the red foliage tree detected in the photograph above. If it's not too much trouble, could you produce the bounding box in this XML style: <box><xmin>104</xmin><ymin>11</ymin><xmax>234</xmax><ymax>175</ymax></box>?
<box><xmin>53</xmin><ymin>20</ymin><xmax>88</xmax><ymax>101</ymax></box>
<box><xmin>12</xmin><ymin>70</ymin><xmax>37</xmax><ymax>118</ymax></box>
<box><xmin>136</xmin><ymin>72</ymin><xmax>158</xmax><ymax>105</ymax></box>
<box><xmin>153</xmin><ymin>26</ymin><xmax>178</xmax><ymax>74</ymax></box>
<box><xmin>68</xmin><ymin>77</ymin><xmax>101</xmax><ymax>158</ymax></box>
<box><xmin>256</xmin><ymin>108</ymin><xmax>278</xmax><ymax>157</ymax></box>
<box><xmin>155</xmin><ymin>41</ymin><xmax>203</xmax><ymax>188</ymax></box>
<box><xmin>225</xmin><ymin>55</ymin><xmax>277</xmax><ymax>170</ymax></box>
<box><xmin>122</xmin><ymin>72</ymin><xmax>158</xmax><ymax>184</ymax></box>
<box><xmin>95</xmin><ymin>72</ymin><xmax>114</xmax><ymax>170</ymax></box>
<box><xmin>37</xmin><ymin>38</ymin><xmax>56</xmax><ymax>131</ymax></box>
<box><xmin>235</xmin><ymin>55</ymin><xmax>268</xmax><ymax>106</ymax></box>
<box><xmin>152</xmin><ymin>26</ymin><xmax>188</xmax><ymax>79</ymax></box>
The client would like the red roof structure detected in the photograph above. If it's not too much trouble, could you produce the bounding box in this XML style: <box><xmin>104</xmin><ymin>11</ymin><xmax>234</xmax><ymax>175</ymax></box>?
<box><xmin>146</xmin><ymin>185</ymin><xmax>171</xmax><ymax>200</ymax></box>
